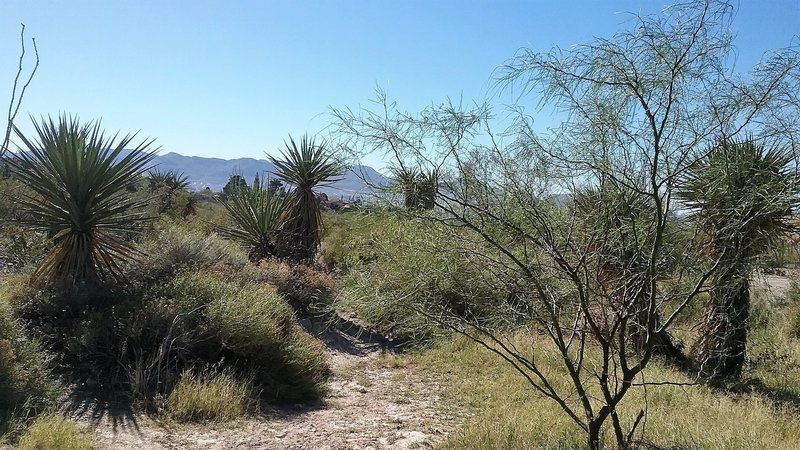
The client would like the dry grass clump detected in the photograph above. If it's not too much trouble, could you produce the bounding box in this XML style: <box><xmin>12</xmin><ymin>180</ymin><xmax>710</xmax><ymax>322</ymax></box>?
<box><xmin>418</xmin><ymin>325</ymin><xmax>800</xmax><ymax>449</ymax></box>
<box><xmin>165</xmin><ymin>369</ymin><xmax>256</xmax><ymax>422</ymax></box>
<box><xmin>16</xmin><ymin>414</ymin><xmax>94</xmax><ymax>450</ymax></box>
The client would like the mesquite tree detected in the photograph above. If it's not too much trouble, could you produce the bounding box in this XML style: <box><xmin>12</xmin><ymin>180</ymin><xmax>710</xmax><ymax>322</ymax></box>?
<box><xmin>333</xmin><ymin>1</ymin><xmax>799</xmax><ymax>448</ymax></box>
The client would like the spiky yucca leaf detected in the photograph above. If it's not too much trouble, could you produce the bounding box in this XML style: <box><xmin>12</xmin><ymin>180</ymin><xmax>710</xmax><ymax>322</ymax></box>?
<box><xmin>216</xmin><ymin>180</ymin><xmax>285</xmax><ymax>261</ymax></box>
<box><xmin>677</xmin><ymin>138</ymin><xmax>800</xmax><ymax>379</ymax></box>
<box><xmin>678</xmin><ymin>138</ymin><xmax>799</xmax><ymax>263</ymax></box>
<box><xmin>392</xmin><ymin>165</ymin><xmax>419</xmax><ymax>209</ymax></box>
<box><xmin>147</xmin><ymin>168</ymin><xmax>189</xmax><ymax>214</ymax></box>
<box><xmin>392</xmin><ymin>165</ymin><xmax>438</xmax><ymax>210</ymax></box>
<box><xmin>7</xmin><ymin>115</ymin><xmax>157</xmax><ymax>285</ymax></box>
<box><xmin>269</xmin><ymin>135</ymin><xmax>343</xmax><ymax>260</ymax></box>
<box><xmin>147</xmin><ymin>169</ymin><xmax>189</xmax><ymax>192</ymax></box>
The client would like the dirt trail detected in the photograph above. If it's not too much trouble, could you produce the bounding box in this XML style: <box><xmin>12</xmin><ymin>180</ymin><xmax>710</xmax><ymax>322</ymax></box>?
<box><xmin>89</xmin><ymin>327</ymin><xmax>459</xmax><ymax>450</ymax></box>
<box><xmin>753</xmin><ymin>269</ymin><xmax>799</xmax><ymax>302</ymax></box>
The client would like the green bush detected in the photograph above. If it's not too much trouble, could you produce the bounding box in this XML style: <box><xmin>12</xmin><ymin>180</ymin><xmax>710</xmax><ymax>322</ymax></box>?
<box><xmin>0</xmin><ymin>285</ymin><xmax>60</xmax><ymax>439</ymax></box>
<box><xmin>165</xmin><ymin>369</ymin><xmax>256</xmax><ymax>422</ymax></box>
<box><xmin>325</xmin><ymin>212</ymin><xmax>520</xmax><ymax>345</ymax></box>
<box><xmin>7</xmin><ymin>267</ymin><xmax>330</xmax><ymax>409</ymax></box>
<box><xmin>236</xmin><ymin>261</ymin><xmax>338</xmax><ymax>314</ymax></box>
<box><xmin>133</xmin><ymin>225</ymin><xmax>248</xmax><ymax>279</ymax></box>
<box><xmin>16</xmin><ymin>414</ymin><xmax>94</xmax><ymax>450</ymax></box>
<box><xmin>0</xmin><ymin>223</ymin><xmax>49</xmax><ymax>270</ymax></box>
<box><xmin>201</xmin><ymin>275</ymin><xmax>329</xmax><ymax>400</ymax></box>
<box><xmin>320</xmin><ymin>212</ymin><xmax>387</xmax><ymax>271</ymax></box>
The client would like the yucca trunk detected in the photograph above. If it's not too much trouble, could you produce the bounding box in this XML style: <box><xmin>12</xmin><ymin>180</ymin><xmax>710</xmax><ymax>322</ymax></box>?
<box><xmin>692</xmin><ymin>267</ymin><xmax>750</xmax><ymax>380</ymax></box>
<box><xmin>280</xmin><ymin>188</ymin><xmax>321</xmax><ymax>261</ymax></box>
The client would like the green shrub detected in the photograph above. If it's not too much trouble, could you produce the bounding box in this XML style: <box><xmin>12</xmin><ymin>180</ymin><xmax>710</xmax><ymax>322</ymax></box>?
<box><xmin>326</xmin><ymin>212</ymin><xmax>519</xmax><ymax>345</ymax></box>
<box><xmin>133</xmin><ymin>225</ymin><xmax>248</xmax><ymax>279</ymax></box>
<box><xmin>165</xmin><ymin>369</ymin><xmax>256</xmax><ymax>422</ymax></box>
<box><xmin>0</xmin><ymin>284</ymin><xmax>60</xmax><ymax>438</ymax></box>
<box><xmin>203</xmin><ymin>277</ymin><xmax>330</xmax><ymax>400</ymax></box>
<box><xmin>782</xmin><ymin>281</ymin><xmax>800</xmax><ymax>339</ymax></box>
<box><xmin>236</xmin><ymin>261</ymin><xmax>338</xmax><ymax>314</ymax></box>
<box><xmin>173</xmin><ymin>200</ymin><xmax>232</xmax><ymax>235</ymax></box>
<box><xmin>320</xmin><ymin>212</ymin><xmax>387</xmax><ymax>271</ymax></box>
<box><xmin>7</xmin><ymin>268</ymin><xmax>329</xmax><ymax>409</ymax></box>
<box><xmin>0</xmin><ymin>223</ymin><xmax>49</xmax><ymax>270</ymax></box>
<box><xmin>206</xmin><ymin>282</ymin><xmax>293</xmax><ymax>354</ymax></box>
<box><xmin>16</xmin><ymin>414</ymin><xmax>94</xmax><ymax>450</ymax></box>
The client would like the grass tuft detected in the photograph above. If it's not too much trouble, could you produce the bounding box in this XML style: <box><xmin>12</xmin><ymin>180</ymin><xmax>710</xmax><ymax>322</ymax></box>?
<box><xmin>165</xmin><ymin>369</ymin><xmax>256</xmax><ymax>423</ymax></box>
<box><xmin>16</xmin><ymin>414</ymin><xmax>94</xmax><ymax>450</ymax></box>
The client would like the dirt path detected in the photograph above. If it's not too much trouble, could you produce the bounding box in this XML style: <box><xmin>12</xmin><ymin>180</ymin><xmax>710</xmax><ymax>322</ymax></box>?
<box><xmin>89</xmin><ymin>329</ymin><xmax>458</xmax><ymax>450</ymax></box>
<box><xmin>753</xmin><ymin>269</ymin><xmax>799</xmax><ymax>302</ymax></box>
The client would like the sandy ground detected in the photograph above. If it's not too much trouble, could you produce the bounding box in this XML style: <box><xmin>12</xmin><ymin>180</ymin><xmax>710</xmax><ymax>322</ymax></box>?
<box><xmin>87</xmin><ymin>333</ymin><xmax>460</xmax><ymax>450</ymax></box>
<box><xmin>753</xmin><ymin>269</ymin><xmax>799</xmax><ymax>302</ymax></box>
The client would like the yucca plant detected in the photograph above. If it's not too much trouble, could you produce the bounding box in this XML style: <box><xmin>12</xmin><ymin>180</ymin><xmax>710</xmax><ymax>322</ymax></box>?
<box><xmin>147</xmin><ymin>169</ymin><xmax>189</xmax><ymax>214</ymax></box>
<box><xmin>392</xmin><ymin>165</ymin><xmax>419</xmax><ymax>209</ymax></box>
<box><xmin>415</xmin><ymin>168</ymin><xmax>438</xmax><ymax>210</ymax></box>
<box><xmin>392</xmin><ymin>165</ymin><xmax>437</xmax><ymax>210</ymax></box>
<box><xmin>6</xmin><ymin>115</ymin><xmax>157</xmax><ymax>286</ymax></box>
<box><xmin>216</xmin><ymin>179</ymin><xmax>285</xmax><ymax>261</ymax></box>
<box><xmin>677</xmin><ymin>137</ymin><xmax>800</xmax><ymax>380</ymax></box>
<box><xmin>147</xmin><ymin>169</ymin><xmax>188</xmax><ymax>192</ymax></box>
<box><xmin>269</xmin><ymin>135</ymin><xmax>342</xmax><ymax>261</ymax></box>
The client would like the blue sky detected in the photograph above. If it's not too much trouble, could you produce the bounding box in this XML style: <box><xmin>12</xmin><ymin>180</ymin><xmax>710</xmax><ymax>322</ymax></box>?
<box><xmin>1</xmin><ymin>1</ymin><xmax>798</xmax><ymax>169</ymax></box>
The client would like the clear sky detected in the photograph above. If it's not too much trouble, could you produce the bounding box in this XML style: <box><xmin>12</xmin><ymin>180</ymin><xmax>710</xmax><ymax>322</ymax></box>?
<box><xmin>1</xmin><ymin>0</ymin><xmax>798</xmax><ymax>169</ymax></box>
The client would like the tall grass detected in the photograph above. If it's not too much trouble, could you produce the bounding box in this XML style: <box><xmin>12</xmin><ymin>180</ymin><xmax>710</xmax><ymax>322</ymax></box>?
<box><xmin>165</xmin><ymin>369</ymin><xmax>256</xmax><ymax>422</ymax></box>
<box><xmin>16</xmin><ymin>414</ymin><xmax>94</xmax><ymax>450</ymax></box>
<box><xmin>415</xmin><ymin>285</ymin><xmax>800</xmax><ymax>449</ymax></box>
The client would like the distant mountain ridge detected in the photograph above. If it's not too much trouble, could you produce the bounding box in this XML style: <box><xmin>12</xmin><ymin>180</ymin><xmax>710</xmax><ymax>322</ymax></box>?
<box><xmin>148</xmin><ymin>152</ymin><xmax>389</xmax><ymax>197</ymax></box>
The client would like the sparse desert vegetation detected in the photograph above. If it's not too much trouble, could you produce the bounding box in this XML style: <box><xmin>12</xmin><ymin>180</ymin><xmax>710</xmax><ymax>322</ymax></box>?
<box><xmin>2</xmin><ymin>1</ymin><xmax>800</xmax><ymax>449</ymax></box>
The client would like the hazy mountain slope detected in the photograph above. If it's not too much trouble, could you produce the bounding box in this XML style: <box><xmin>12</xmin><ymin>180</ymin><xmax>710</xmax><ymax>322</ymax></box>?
<box><xmin>149</xmin><ymin>152</ymin><xmax>389</xmax><ymax>196</ymax></box>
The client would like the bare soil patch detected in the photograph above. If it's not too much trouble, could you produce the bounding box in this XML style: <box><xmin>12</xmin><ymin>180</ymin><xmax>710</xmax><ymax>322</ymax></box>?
<box><xmin>88</xmin><ymin>327</ymin><xmax>459</xmax><ymax>449</ymax></box>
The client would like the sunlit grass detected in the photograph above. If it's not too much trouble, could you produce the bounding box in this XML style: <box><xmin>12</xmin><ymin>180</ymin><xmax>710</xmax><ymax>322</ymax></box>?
<box><xmin>165</xmin><ymin>369</ymin><xmax>256</xmax><ymax>423</ymax></box>
<box><xmin>16</xmin><ymin>414</ymin><xmax>94</xmax><ymax>450</ymax></box>
<box><xmin>413</xmin><ymin>305</ymin><xmax>800</xmax><ymax>449</ymax></box>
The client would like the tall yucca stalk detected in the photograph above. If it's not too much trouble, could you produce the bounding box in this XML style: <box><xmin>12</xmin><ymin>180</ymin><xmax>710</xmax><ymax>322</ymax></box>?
<box><xmin>216</xmin><ymin>180</ymin><xmax>285</xmax><ymax>261</ymax></box>
<box><xmin>7</xmin><ymin>115</ymin><xmax>157</xmax><ymax>286</ymax></box>
<box><xmin>678</xmin><ymin>138</ymin><xmax>800</xmax><ymax>380</ymax></box>
<box><xmin>269</xmin><ymin>135</ymin><xmax>342</xmax><ymax>261</ymax></box>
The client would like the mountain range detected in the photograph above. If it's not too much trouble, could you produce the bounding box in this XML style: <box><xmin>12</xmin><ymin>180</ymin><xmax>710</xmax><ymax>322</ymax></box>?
<box><xmin>149</xmin><ymin>152</ymin><xmax>389</xmax><ymax>197</ymax></box>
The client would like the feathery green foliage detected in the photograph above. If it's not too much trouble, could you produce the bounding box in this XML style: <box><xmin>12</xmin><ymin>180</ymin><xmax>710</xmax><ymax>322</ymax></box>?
<box><xmin>270</xmin><ymin>134</ymin><xmax>342</xmax><ymax>260</ymax></box>
<box><xmin>216</xmin><ymin>180</ymin><xmax>285</xmax><ymax>261</ymax></box>
<box><xmin>7</xmin><ymin>115</ymin><xmax>156</xmax><ymax>286</ymax></box>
